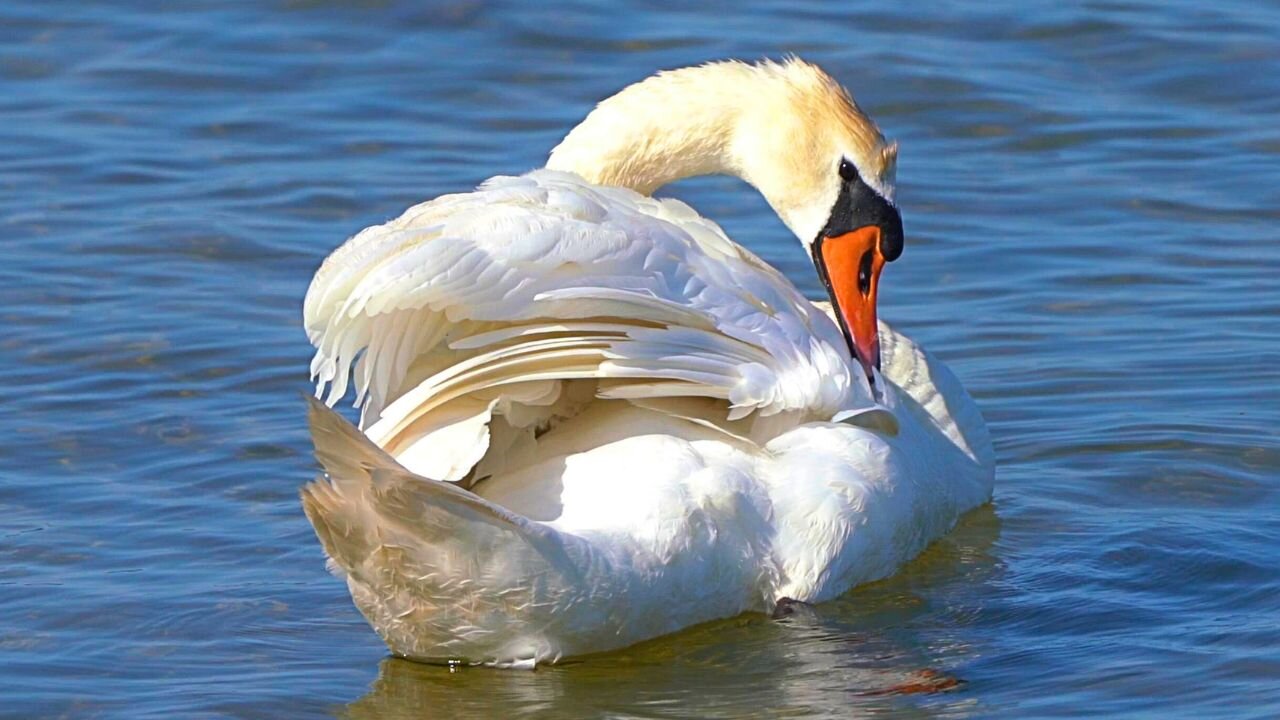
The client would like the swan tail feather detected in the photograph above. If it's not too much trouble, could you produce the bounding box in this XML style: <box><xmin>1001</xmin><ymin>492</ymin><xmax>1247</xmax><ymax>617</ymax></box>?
<box><xmin>299</xmin><ymin>396</ymin><xmax>585</xmax><ymax>664</ymax></box>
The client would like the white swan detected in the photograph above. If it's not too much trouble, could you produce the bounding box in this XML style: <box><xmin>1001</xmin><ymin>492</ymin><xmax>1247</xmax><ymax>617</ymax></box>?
<box><xmin>300</xmin><ymin>59</ymin><xmax>994</xmax><ymax>668</ymax></box>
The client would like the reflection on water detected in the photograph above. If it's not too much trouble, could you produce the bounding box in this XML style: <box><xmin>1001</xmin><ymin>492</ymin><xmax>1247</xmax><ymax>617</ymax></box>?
<box><xmin>345</xmin><ymin>508</ymin><xmax>1002</xmax><ymax>719</ymax></box>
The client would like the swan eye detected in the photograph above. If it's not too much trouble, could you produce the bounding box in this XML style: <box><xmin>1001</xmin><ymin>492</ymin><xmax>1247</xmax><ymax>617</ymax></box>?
<box><xmin>838</xmin><ymin>158</ymin><xmax>856</xmax><ymax>182</ymax></box>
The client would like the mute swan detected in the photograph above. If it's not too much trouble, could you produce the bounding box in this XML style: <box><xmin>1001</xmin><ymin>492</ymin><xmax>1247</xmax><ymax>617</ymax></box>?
<box><xmin>301</xmin><ymin>58</ymin><xmax>994</xmax><ymax>668</ymax></box>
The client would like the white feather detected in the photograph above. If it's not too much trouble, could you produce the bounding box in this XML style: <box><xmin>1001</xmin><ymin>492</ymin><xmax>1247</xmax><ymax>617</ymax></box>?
<box><xmin>300</xmin><ymin>60</ymin><xmax>994</xmax><ymax>668</ymax></box>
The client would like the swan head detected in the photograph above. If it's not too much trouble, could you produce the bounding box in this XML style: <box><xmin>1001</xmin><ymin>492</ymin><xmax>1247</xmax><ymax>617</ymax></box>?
<box><xmin>730</xmin><ymin>59</ymin><xmax>903</xmax><ymax>384</ymax></box>
<box><xmin>547</xmin><ymin>58</ymin><xmax>903</xmax><ymax>383</ymax></box>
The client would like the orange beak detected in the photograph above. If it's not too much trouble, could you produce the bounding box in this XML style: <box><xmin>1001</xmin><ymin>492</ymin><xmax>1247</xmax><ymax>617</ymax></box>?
<box><xmin>818</xmin><ymin>226</ymin><xmax>885</xmax><ymax>385</ymax></box>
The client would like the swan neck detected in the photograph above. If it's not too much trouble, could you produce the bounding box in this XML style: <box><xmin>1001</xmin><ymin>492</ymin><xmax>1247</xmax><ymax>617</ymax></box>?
<box><xmin>545</xmin><ymin>65</ymin><xmax>753</xmax><ymax>196</ymax></box>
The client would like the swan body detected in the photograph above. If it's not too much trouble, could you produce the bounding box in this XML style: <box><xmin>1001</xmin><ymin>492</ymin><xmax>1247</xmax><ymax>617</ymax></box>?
<box><xmin>301</xmin><ymin>59</ymin><xmax>994</xmax><ymax>667</ymax></box>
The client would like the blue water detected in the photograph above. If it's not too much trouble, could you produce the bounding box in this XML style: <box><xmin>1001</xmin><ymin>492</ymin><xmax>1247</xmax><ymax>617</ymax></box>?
<box><xmin>2</xmin><ymin>1</ymin><xmax>1278</xmax><ymax>717</ymax></box>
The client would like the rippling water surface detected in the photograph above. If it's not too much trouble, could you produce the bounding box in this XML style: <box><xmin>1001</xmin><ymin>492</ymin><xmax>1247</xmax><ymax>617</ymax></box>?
<box><xmin>3</xmin><ymin>1</ymin><xmax>1278</xmax><ymax>717</ymax></box>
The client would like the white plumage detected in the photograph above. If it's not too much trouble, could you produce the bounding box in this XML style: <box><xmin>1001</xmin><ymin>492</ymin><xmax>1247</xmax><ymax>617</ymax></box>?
<box><xmin>300</xmin><ymin>59</ymin><xmax>994</xmax><ymax>667</ymax></box>
<box><xmin>307</xmin><ymin>171</ymin><xmax>860</xmax><ymax>429</ymax></box>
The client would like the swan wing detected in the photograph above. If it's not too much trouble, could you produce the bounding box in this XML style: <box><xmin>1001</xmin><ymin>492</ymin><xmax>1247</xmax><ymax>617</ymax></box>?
<box><xmin>303</xmin><ymin>171</ymin><xmax>869</xmax><ymax>469</ymax></box>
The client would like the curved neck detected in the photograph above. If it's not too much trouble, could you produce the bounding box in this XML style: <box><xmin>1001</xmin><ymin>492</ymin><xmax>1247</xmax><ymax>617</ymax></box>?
<box><xmin>543</xmin><ymin>60</ymin><xmax>891</xmax><ymax>246</ymax></box>
<box><xmin>546</xmin><ymin>64</ymin><xmax>756</xmax><ymax>196</ymax></box>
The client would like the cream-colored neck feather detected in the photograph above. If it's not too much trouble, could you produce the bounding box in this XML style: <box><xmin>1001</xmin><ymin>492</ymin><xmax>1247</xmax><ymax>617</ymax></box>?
<box><xmin>546</xmin><ymin>59</ymin><xmax>896</xmax><ymax>243</ymax></box>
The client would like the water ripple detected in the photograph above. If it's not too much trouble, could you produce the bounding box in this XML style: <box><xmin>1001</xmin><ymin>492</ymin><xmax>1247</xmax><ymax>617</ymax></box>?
<box><xmin>1</xmin><ymin>0</ymin><xmax>1277</xmax><ymax>717</ymax></box>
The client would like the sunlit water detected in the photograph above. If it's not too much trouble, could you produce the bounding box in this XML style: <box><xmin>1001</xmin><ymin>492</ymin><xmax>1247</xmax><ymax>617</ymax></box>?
<box><xmin>2</xmin><ymin>1</ymin><xmax>1278</xmax><ymax>717</ymax></box>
